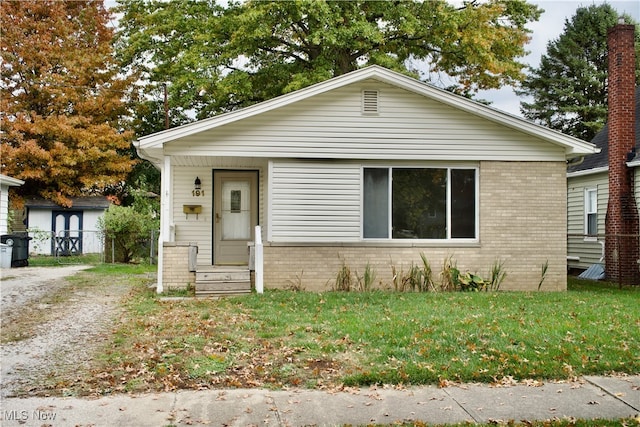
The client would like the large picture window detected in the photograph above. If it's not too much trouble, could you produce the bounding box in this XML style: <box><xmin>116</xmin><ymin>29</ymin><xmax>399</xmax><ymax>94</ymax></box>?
<box><xmin>363</xmin><ymin>167</ymin><xmax>477</xmax><ymax>240</ymax></box>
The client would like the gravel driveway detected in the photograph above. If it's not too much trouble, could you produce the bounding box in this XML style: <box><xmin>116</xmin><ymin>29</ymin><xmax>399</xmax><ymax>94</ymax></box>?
<box><xmin>0</xmin><ymin>266</ymin><xmax>127</xmax><ymax>398</ymax></box>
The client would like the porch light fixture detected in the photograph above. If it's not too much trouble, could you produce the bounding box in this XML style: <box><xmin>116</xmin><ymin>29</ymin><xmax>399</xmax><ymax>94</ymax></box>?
<box><xmin>193</xmin><ymin>177</ymin><xmax>204</xmax><ymax>197</ymax></box>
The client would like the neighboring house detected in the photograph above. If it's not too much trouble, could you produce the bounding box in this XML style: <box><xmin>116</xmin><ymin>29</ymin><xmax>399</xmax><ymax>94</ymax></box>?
<box><xmin>567</xmin><ymin>22</ymin><xmax>639</xmax><ymax>285</ymax></box>
<box><xmin>0</xmin><ymin>174</ymin><xmax>24</xmax><ymax>235</ymax></box>
<box><xmin>24</xmin><ymin>196</ymin><xmax>110</xmax><ymax>255</ymax></box>
<box><xmin>566</xmin><ymin>89</ymin><xmax>640</xmax><ymax>270</ymax></box>
<box><xmin>136</xmin><ymin>65</ymin><xmax>597</xmax><ymax>294</ymax></box>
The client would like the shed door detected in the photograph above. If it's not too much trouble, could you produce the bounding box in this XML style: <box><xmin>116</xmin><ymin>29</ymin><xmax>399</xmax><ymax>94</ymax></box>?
<box><xmin>52</xmin><ymin>211</ymin><xmax>83</xmax><ymax>255</ymax></box>
<box><xmin>213</xmin><ymin>171</ymin><xmax>258</xmax><ymax>265</ymax></box>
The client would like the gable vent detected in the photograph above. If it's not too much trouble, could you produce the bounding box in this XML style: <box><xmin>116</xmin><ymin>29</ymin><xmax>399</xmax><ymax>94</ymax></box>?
<box><xmin>362</xmin><ymin>90</ymin><xmax>379</xmax><ymax>114</ymax></box>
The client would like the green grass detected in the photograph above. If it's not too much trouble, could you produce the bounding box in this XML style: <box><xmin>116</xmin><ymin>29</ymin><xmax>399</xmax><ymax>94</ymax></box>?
<box><xmin>27</xmin><ymin>253</ymin><xmax>103</xmax><ymax>266</ymax></box>
<box><xmin>76</xmin><ymin>276</ymin><xmax>639</xmax><ymax>395</ymax></box>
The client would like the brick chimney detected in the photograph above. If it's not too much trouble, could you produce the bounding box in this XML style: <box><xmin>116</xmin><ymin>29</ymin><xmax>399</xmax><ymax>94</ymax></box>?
<box><xmin>605</xmin><ymin>21</ymin><xmax>639</xmax><ymax>285</ymax></box>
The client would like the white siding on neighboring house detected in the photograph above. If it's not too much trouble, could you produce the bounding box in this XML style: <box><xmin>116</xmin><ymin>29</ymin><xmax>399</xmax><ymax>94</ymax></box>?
<box><xmin>269</xmin><ymin>161</ymin><xmax>361</xmax><ymax>242</ymax></box>
<box><xmin>567</xmin><ymin>172</ymin><xmax>608</xmax><ymax>268</ymax></box>
<box><xmin>0</xmin><ymin>186</ymin><xmax>9</xmax><ymax>235</ymax></box>
<box><xmin>163</xmin><ymin>82</ymin><xmax>567</xmax><ymax>162</ymax></box>
<box><xmin>0</xmin><ymin>175</ymin><xmax>23</xmax><ymax>235</ymax></box>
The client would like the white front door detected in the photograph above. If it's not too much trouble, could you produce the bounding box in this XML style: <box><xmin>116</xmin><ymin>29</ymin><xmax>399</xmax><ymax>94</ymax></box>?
<box><xmin>213</xmin><ymin>171</ymin><xmax>258</xmax><ymax>265</ymax></box>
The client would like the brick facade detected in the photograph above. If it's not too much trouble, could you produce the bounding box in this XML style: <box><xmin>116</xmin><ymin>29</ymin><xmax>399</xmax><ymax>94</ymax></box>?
<box><xmin>605</xmin><ymin>23</ymin><xmax>640</xmax><ymax>285</ymax></box>
<box><xmin>262</xmin><ymin>161</ymin><xmax>568</xmax><ymax>292</ymax></box>
<box><xmin>162</xmin><ymin>242</ymin><xmax>196</xmax><ymax>290</ymax></box>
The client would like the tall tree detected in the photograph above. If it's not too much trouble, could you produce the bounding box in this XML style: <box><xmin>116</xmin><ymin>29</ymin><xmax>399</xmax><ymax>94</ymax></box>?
<box><xmin>115</xmin><ymin>0</ymin><xmax>541</xmax><ymax>122</ymax></box>
<box><xmin>0</xmin><ymin>0</ymin><xmax>136</xmax><ymax>207</ymax></box>
<box><xmin>517</xmin><ymin>4</ymin><xmax>640</xmax><ymax>142</ymax></box>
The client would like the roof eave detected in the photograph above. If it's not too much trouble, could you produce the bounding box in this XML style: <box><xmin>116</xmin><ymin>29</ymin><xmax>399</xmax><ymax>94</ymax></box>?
<box><xmin>134</xmin><ymin>140</ymin><xmax>163</xmax><ymax>169</ymax></box>
<box><xmin>0</xmin><ymin>174</ymin><xmax>25</xmax><ymax>187</ymax></box>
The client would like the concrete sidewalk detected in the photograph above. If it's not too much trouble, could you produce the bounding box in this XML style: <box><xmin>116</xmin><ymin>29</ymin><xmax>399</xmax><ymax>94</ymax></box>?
<box><xmin>1</xmin><ymin>376</ymin><xmax>638</xmax><ymax>426</ymax></box>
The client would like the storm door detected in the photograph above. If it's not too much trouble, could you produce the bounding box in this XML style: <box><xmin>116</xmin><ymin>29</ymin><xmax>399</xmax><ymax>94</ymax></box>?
<box><xmin>213</xmin><ymin>171</ymin><xmax>258</xmax><ymax>265</ymax></box>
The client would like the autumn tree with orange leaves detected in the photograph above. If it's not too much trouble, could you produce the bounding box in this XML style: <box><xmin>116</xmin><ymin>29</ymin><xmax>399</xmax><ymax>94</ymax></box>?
<box><xmin>0</xmin><ymin>0</ymin><xmax>135</xmax><ymax>208</ymax></box>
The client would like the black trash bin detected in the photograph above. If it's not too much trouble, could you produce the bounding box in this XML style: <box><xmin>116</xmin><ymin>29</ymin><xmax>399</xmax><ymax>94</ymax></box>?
<box><xmin>0</xmin><ymin>233</ymin><xmax>32</xmax><ymax>267</ymax></box>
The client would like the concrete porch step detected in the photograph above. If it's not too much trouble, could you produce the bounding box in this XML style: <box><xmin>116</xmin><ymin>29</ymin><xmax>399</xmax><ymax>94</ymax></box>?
<box><xmin>195</xmin><ymin>266</ymin><xmax>251</xmax><ymax>297</ymax></box>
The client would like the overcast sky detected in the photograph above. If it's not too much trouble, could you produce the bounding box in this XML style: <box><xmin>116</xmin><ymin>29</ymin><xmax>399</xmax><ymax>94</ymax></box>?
<box><xmin>479</xmin><ymin>0</ymin><xmax>640</xmax><ymax>116</ymax></box>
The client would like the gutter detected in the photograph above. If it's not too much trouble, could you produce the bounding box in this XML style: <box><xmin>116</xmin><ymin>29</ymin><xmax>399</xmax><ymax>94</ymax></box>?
<box><xmin>134</xmin><ymin>139</ymin><xmax>163</xmax><ymax>169</ymax></box>
<box><xmin>566</xmin><ymin>166</ymin><xmax>609</xmax><ymax>178</ymax></box>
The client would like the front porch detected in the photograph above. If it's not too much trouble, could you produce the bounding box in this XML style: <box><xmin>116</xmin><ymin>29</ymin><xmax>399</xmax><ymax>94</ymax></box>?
<box><xmin>160</xmin><ymin>227</ymin><xmax>263</xmax><ymax>296</ymax></box>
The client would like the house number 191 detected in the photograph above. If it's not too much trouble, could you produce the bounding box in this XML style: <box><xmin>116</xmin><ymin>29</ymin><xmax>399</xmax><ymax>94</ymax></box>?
<box><xmin>192</xmin><ymin>189</ymin><xmax>204</xmax><ymax>197</ymax></box>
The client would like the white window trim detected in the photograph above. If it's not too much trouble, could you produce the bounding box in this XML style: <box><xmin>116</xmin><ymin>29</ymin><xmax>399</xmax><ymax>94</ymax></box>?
<box><xmin>360</xmin><ymin>165</ymin><xmax>479</xmax><ymax>242</ymax></box>
<box><xmin>584</xmin><ymin>187</ymin><xmax>598</xmax><ymax>241</ymax></box>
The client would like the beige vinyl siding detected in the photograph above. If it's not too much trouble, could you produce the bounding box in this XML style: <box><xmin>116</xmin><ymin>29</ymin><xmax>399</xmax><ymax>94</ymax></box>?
<box><xmin>172</xmin><ymin>167</ymin><xmax>214</xmax><ymax>264</ymax></box>
<box><xmin>164</xmin><ymin>81</ymin><xmax>566</xmax><ymax>162</ymax></box>
<box><xmin>567</xmin><ymin>172</ymin><xmax>608</xmax><ymax>268</ymax></box>
<box><xmin>171</xmin><ymin>159</ymin><xmax>267</xmax><ymax>265</ymax></box>
<box><xmin>270</xmin><ymin>161</ymin><xmax>361</xmax><ymax>242</ymax></box>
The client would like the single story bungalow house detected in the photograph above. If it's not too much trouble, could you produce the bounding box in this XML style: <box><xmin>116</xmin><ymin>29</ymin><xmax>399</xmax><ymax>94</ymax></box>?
<box><xmin>135</xmin><ymin>65</ymin><xmax>598</xmax><ymax>295</ymax></box>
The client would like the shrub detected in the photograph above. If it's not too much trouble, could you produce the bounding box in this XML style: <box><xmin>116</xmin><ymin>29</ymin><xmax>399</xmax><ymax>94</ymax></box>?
<box><xmin>98</xmin><ymin>192</ymin><xmax>159</xmax><ymax>263</ymax></box>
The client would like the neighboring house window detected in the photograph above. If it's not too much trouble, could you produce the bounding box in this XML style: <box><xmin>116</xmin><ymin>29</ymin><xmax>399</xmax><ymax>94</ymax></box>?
<box><xmin>363</xmin><ymin>167</ymin><xmax>477</xmax><ymax>239</ymax></box>
<box><xmin>585</xmin><ymin>188</ymin><xmax>598</xmax><ymax>237</ymax></box>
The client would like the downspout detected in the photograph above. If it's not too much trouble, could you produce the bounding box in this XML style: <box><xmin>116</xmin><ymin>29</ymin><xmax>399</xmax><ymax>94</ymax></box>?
<box><xmin>567</xmin><ymin>156</ymin><xmax>585</xmax><ymax>168</ymax></box>
<box><xmin>157</xmin><ymin>155</ymin><xmax>173</xmax><ymax>294</ymax></box>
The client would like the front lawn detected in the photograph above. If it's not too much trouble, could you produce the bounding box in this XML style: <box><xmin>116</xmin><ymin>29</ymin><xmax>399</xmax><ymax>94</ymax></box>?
<box><xmin>69</xmin><ymin>273</ymin><xmax>639</xmax><ymax>396</ymax></box>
